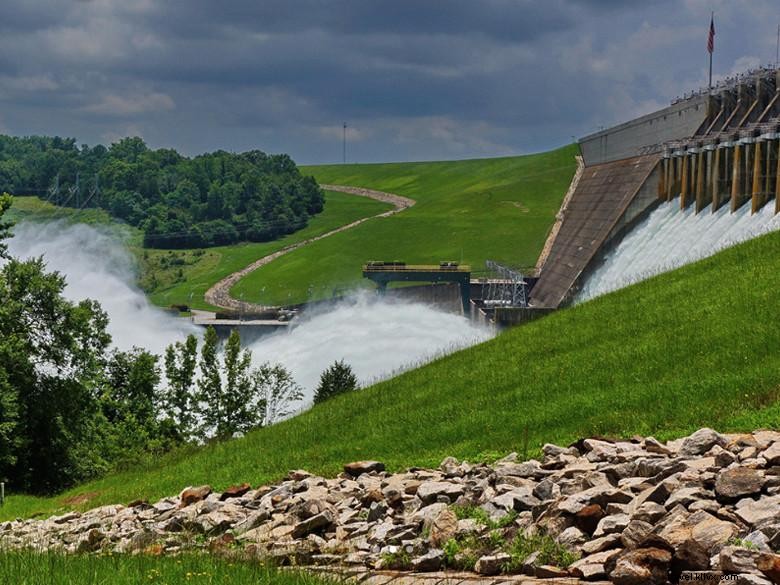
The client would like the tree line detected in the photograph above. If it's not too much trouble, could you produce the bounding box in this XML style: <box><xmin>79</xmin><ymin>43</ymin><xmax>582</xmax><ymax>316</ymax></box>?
<box><xmin>0</xmin><ymin>135</ymin><xmax>324</xmax><ymax>248</ymax></box>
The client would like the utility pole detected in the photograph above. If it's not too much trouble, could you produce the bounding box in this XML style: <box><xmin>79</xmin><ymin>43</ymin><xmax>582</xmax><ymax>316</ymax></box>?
<box><xmin>342</xmin><ymin>122</ymin><xmax>347</xmax><ymax>164</ymax></box>
<box><xmin>776</xmin><ymin>23</ymin><xmax>779</xmax><ymax>68</ymax></box>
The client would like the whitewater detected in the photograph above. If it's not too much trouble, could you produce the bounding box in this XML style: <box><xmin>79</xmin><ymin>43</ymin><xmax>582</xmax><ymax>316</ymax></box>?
<box><xmin>6</xmin><ymin>221</ymin><xmax>492</xmax><ymax>403</ymax></box>
<box><xmin>579</xmin><ymin>199</ymin><xmax>780</xmax><ymax>301</ymax></box>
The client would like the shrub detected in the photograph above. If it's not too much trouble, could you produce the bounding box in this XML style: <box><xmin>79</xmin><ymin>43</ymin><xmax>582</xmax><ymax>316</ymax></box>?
<box><xmin>313</xmin><ymin>360</ymin><xmax>358</xmax><ymax>404</ymax></box>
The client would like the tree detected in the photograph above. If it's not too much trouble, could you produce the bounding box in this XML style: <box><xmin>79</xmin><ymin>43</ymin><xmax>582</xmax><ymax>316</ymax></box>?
<box><xmin>197</xmin><ymin>326</ymin><xmax>223</xmax><ymax>440</ymax></box>
<box><xmin>252</xmin><ymin>364</ymin><xmax>303</xmax><ymax>426</ymax></box>
<box><xmin>314</xmin><ymin>360</ymin><xmax>359</xmax><ymax>404</ymax></box>
<box><xmin>220</xmin><ymin>330</ymin><xmax>254</xmax><ymax>438</ymax></box>
<box><xmin>163</xmin><ymin>334</ymin><xmax>199</xmax><ymax>438</ymax></box>
<box><xmin>0</xmin><ymin>255</ymin><xmax>112</xmax><ymax>492</ymax></box>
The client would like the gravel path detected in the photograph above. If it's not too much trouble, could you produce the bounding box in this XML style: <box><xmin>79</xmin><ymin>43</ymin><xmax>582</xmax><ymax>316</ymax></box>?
<box><xmin>203</xmin><ymin>185</ymin><xmax>415</xmax><ymax>313</ymax></box>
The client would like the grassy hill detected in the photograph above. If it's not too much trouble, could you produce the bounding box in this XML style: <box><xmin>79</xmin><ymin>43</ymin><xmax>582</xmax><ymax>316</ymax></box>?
<box><xmin>6</xmin><ymin>191</ymin><xmax>392</xmax><ymax>311</ymax></box>
<box><xmin>230</xmin><ymin>145</ymin><xmax>578</xmax><ymax>305</ymax></box>
<box><xmin>4</xmin><ymin>225</ymin><xmax>779</xmax><ymax>521</ymax></box>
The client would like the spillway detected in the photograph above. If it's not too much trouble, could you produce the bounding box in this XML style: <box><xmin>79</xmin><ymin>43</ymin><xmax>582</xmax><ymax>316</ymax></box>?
<box><xmin>578</xmin><ymin>199</ymin><xmax>780</xmax><ymax>301</ymax></box>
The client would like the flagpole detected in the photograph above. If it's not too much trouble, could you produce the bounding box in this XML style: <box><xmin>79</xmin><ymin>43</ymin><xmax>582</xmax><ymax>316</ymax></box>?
<box><xmin>708</xmin><ymin>12</ymin><xmax>714</xmax><ymax>91</ymax></box>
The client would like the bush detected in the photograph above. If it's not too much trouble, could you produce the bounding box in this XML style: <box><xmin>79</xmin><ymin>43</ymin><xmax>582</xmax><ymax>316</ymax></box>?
<box><xmin>313</xmin><ymin>360</ymin><xmax>358</xmax><ymax>404</ymax></box>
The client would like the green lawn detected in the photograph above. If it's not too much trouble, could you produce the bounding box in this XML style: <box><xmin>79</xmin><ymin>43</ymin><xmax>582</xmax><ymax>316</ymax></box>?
<box><xmin>142</xmin><ymin>190</ymin><xmax>391</xmax><ymax>310</ymax></box>
<box><xmin>6</xmin><ymin>191</ymin><xmax>392</xmax><ymax>311</ymax></box>
<box><xmin>4</xmin><ymin>226</ymin><xmax>780</xmax><ymax>521</ymax></box>
<box><xmin>230</xmin><ymin>145</ymin><xmax>578</xmax><ymax>305</ymax></box>
<box><xmin>0</xmin><ymin>552</ymin><xmax>334</xmax><ymax>585</ymax></box>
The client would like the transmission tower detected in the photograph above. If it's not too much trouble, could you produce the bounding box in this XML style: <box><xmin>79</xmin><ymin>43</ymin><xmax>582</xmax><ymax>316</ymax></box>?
<box><xmin>46</xmin><ymin>174</ymin><xmax>60</xmax><ymax>204</ymax></box>
<box><xmin>483</xmin><ymin>260</ymin><xmax>528</xmax><ymax>307</ymax></box>
<box><xmin>80</xmin><ymin>173</ymin><xmax>101</xmax><ymax>209</ymax></box>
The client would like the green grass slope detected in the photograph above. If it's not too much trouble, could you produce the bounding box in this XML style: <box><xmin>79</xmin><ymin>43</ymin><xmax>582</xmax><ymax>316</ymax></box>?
<box><xmin>4</xmin><ymin>227</ymin><xmax>780</xmax><ymax>521</ymax></box>
<box><xmin>231</xmin><ymin>145</ymin><xmax>578</xmax><ymax>305</ymax></box>
<box><xmin>7</xmin><ymin>192</ymin><xmax>392</xmax><ymax>311</ymax></box>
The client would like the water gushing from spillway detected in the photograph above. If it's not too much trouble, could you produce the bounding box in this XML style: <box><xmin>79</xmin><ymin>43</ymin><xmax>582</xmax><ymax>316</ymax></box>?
<box><xmin>6</xmin><ymin>222</ymin><xmax>491</xmax><ymax>403</ymax></box>
<box><xmin>578</xmin><ymin>199</ymin><xmax>780</xmax><ymax>302</ymax></box>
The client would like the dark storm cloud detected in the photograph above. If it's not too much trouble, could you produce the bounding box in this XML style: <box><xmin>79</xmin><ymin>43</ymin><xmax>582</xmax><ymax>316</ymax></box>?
<box><xmin>0</xmin><ymin>0</ymin><xmax>776</xmax><ymax>162</ymax></box>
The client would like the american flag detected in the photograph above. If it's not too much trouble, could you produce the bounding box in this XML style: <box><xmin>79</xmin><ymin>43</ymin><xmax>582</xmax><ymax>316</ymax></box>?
<box><xmin>707</xmin><ymin>15</ymin><xmax>715</xmax><ymax>54</ymax></box>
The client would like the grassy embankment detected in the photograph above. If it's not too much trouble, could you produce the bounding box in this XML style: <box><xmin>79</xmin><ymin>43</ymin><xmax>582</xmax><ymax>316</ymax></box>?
<box><xmin>6</xmin><ymin>191</ymin><xmax>392</xmax><ymax>311</ymax></box>
<box><xmin>4</xmin><ymin>226</ymin><xmax>780</xmax><ymax>521</ymax></box>
<box><xmin>0</xmin><ymin>552</ymin><xmax>333</xmax><ymax>585</ymax></box>
<box><xmin>230</xmin><ymin>145</ymin><xmax>578</xmax><ymax>305</ymax></box>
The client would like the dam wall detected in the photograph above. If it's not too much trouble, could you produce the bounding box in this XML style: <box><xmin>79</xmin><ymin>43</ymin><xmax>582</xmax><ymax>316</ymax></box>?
<box><xmin>531</xmin><ymin>67</ymin><xmax>780</xmax><ymax>309</ymax></box>
<box><xmin>580</xmin><ymin>95</ymin><xmax>711</xmax><ymax>166</ymax></box>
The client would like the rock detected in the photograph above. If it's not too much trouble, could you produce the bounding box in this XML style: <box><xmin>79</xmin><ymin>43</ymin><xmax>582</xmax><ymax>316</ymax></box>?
<box><xmin>593</xmin><ymin>513</ymin><xmax>630</xmax><ymax>538</ymax></box>
<box><xmin>680</xmin><ymin>571</ymin><xmax>725</xmax><ymax>583</ymax></box>
<box><xmin>633</xmin><ymin>502</ymin><xmax>667</xmax><ymax>524</ymax></box>
<box><xmin>474</xmin><ymin>553</ymin><xmax>511</xmax><ymax>576</ymax></box>
<box><xmin>674</xmin><ymin>538</ymin><xmax>711</xmax><ymax>572</ymax></box>
<box><xmin>610</xmin><ymin>547</ymin><xmax>672</xmax><ymax>585</ymax></box>
<box><xmin>76</xmin><ymin>529</ymin><xmax>105</xmax><ymax>553</ymax></box>
<box><xmin>715</xmin><ymin>468</ymin><xmax>765</xmax><ymax>501</ymax></box>
<box><xmin>757</xmin><ymin>552</ymin><xmax>780</xmax><ymax>584</ymax></box>
<box><xmin>411</xmin><ymin>549</ymin><xmax>444</xmax><ymax>572</ymax></box>
<box><xmin>179</xmin><ymin>485</ymin><xmax>212</xmax><ymax>507</ymax></box>
<box><xmin>429</xmin><ymin>508</ymin><xmax>458</xmax><ymax>546</ymax></box>
<box><xmin>735</xmin><ymin>495</ymin><xmax>780</xmax><ymax>528</ymax></box>
<box><xmin>366</xmin><ymin>501</ymin><xmax>387</xmax><ymax>522</ymax></box>
<box><xmin>220</xmin><ymin>483</ymin><xmax>251</xmax><ymax>501</ymax></box>
<box><xmin>658</xmin><ymin>510</ymin><xmax>738</xmax><ymax>555</ymax></box>
<box><xmin>343</xmin><ymin>461</ymin><xmax>385</xmax><ymax>476</ymax></box>
<box><xmin>621</xmin><ymin>520</ymin><xmax>653</xmax><ymax>550</ymax></box>
<box><xmin>582</xmin><ymin>533</ymin><xmax>622</xmax><ymax>554</ymax></box>
<box><xmin>644</xmin><ymin>437</ymin><xmax>672</xmax><ymax>455</ymax></box>
<box><xmin>575</xmin><ymin>504</ymin><xmax>605</xmax><ymax>534</ymax></box>
<box><xmin>558</xmin><ymin>525</ymin><xmax>588</xmax><ymax>547</ymax></box>
<box><xmin>679</xmin><ymin>428</ymin><xmax>727</xmax><ymax>458</ymax></box>
<box><xmin>569</xmin><ymin>549</ymin><xmax>623</xmax><ymax>580</ymax></box>
<box><xmin>763</xmin><ymin>442</ymin><xmax>780</xmax><ymax>467</ymax></box>
<box><xmin>440</xmin><ymin>456</ymin><xmax>463</xmax><ymax>477</ymax></box>
<box><xmin>535</xmin><ymin>565</ymin><xmax>569</xmax><ymax>578</ymax></box>
<box><xmin>490</xmin><ymin>487</ymin><xmax>540</xmax><ymax>512</ymax></box>
<box><xmin>416</xmin><ymin>481</ymin><xmax>464</xmax><ymax>505</ymax></box>
<box><xmin>291</xmin><ymin>510</ymin><xmax>334</xmax><ymax>539</ymax></box>
<box><xmin>558</xmin><ymin>486</ymin><xmax>633</xmax><ymax>515</ymax></box>
<box><xmin>720</xmin><ymin>546</ymin><xmax>764</xmax><ymax>575</ymax></box>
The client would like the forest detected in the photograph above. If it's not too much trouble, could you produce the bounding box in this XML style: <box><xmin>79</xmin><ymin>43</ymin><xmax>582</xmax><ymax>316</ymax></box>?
<box><xmin>0</xmin><ymin>135</ymin><xmax>324</xmax><ymax>248</ymax></box>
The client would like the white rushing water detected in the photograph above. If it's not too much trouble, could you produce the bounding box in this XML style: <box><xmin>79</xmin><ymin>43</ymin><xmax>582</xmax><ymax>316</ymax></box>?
<box><xmin>578</xmin><ymin>199</ymin><xmax>780</xmax><ymax>302</ymax></box>
<box><xmin>6</xmin><ymin>221</ymin><xmax>491</xmax><ymax>402</ymax></box>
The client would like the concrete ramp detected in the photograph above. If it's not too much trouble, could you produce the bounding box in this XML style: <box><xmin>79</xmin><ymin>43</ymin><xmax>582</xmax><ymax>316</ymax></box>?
<box><xmin>529</xmin><ymin>155</ymin><xmax>659</xmax><ymax>308</ymax></box>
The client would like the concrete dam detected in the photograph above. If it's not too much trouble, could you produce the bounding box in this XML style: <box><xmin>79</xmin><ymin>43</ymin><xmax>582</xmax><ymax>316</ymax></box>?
<box><xmin>530</xmin><ymin>66</ymin><xmax>780</xmax><ymax>309</ymax></box>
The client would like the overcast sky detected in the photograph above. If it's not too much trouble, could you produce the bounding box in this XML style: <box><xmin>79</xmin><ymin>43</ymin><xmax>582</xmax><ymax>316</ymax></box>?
<box><xmin>0</xmin><ymin>0</ymin><xmax>778</xmax><ymax>164</ymax></box>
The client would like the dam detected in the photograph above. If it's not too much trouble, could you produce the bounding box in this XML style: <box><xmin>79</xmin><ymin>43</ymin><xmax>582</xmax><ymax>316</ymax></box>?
<box><xmin>531</xmin><ymin>66</ymin><xmax>780</xmax><ymax>309</ymax></box>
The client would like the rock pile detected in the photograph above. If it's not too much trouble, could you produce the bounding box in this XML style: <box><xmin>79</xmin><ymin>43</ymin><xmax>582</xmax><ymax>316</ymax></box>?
<box><xmin>2</xmin><ymin>428</ymin><xmax>779</xmax><ymax>584</ymax></box>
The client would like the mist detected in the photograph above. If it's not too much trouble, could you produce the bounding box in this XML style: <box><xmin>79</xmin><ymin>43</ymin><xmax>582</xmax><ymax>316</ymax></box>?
<box><xmin>6</xmin><ymin>221</ymin><xmax>491</xmax><ymax>401</ymax></box>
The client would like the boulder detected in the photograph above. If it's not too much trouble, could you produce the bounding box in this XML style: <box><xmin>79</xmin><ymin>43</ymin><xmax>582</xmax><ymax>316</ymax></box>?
<box><xmin>416</xmin><ymin>481</ymin><xmax>464</xmax><ymax>505</ymax></box>
<box><xmin>411</xmin><ymin>548</ymin><xmax>444</xmax><ymax>572</ymax></box>
<box><xmin>219</xmin><ymin>483</ymin><xmax>251</xmax><ymax>501</ymax></box>
<box><xmin>733</xmin><ymin>574</ymin><xmax>774</xmax><ymax>585</ymax></box>
<box><xmin>610</xmin><ymin>547</ymin><xmax>672</xmax><ymax>585</ymax></box>
<box><xmin>679</xmin><ymin>429</ymin><xmax>727</xmax><ymax>458</ymax></box>
<box><xmin>715</xmin><ymin>468</ymin><xmax>765</xmax><ymax>501</ymax></box>
<box><xmin>762</xmin><ymin>442</ymin><xmax>780</xmax><ymax>467</ymax></box>
<box><xmin>593</xmin><ymin>514</ymin><xmax>630</xmax><ymax>538</ymax></box>
<box><xmin>291</xmin><ymin>510</ymin><xmax>334</xmax><ymax>539</ymax></box>
<box><xmin>343</xmin><ymin>461</ymin><xmax>385</xmax><ymax>476</ymax></box>
<box><xmin>569</xmin><ymin>549</ymin><xmax>623</xmax><ymax>580</ymax></box>
<box><xmin>735</xmin><ymin>495</ymin><xmax>780</xmax><ymax>528</ymax></box>
<box><xmin>179</xmin><ymin>485</ymin><xmax>212</xmax><ymax>507</ymax></box>
<box><xmin>621</xmin><ymin>519</ymin><xmax>653</xmax><ymax>550</ymax></box>
<box><xmin>575</xmin><ymin>503</ymin><xmax>605</xmax><ymax>534</ymax></box>
<box><xmin>719</xmin><ymin>546</ymin><xmax>764</xmax><ymax>575</ymax></box>
<box><xmin>474</xmin><ymin>553</ymin><xmax>511</xmax><ymax>576</ymax></box>
<box><xmin>429</xmin><ymin>508</ymin><xmax>458</xmax><ymax>546</ymax></box>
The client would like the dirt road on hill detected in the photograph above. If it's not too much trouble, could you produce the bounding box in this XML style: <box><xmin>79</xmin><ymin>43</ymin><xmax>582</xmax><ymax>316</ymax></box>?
<box><xmin>203</xmin><ymin>185</ymin><xmax>415</xmax><ymax>313</ymax></box>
